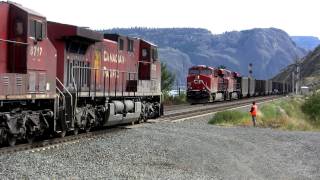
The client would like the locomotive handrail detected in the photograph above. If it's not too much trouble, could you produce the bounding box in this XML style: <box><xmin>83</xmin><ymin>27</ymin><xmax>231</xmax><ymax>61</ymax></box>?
<box><xmin>56</xmin><ymin>77</ymin><xmax>73</xmax><ymax>109</ymax></box>
<box><xmin>71</xmin><ymin>66</ymin><xmax>138</xmax><ymax>74</ymax></box>
<box><xmin>0</xmin><ymin>38</ymin><xmax>29</xmax><ymax>45</ymax></box>
<box><xmin>56</xmin><ymin>86</ymin><xmax>66</xmax><ymax>108</ymax></box>
<box><xmin>71</xmin><ymin>66</ymin><xmax>139</xmax><ymax>98</ymax></box>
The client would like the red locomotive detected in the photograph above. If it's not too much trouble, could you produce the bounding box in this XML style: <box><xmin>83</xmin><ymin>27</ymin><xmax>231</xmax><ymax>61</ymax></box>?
<box><xmin>187</xmin><ymin>65</ymin><xmax>240</xmax><ymax>103</ymax></box>
<box><xmin>0</xmin><ymin>2</ymin><xmax>162</xmax><ymax>146</ymax></box>
<box><xmin>187</xmin><ymin>65</ymin><xmax>291</xmax><ymax>104</ymax></box>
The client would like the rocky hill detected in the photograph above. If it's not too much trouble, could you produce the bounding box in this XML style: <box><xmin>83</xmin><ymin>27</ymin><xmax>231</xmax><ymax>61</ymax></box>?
<box><xmin>273</xmin><ymin>45</ymin><xmax>320</xmax><ymax>87</ymax></box>
<box><xmin>291</xmin><ymin>36</ymin><xmax>320</xmax><ymax>51</ymax></box>
<box><xmin>101</xmin><ymin>28</ymin><xmax>306</xmax><ymax>85</ymax></box>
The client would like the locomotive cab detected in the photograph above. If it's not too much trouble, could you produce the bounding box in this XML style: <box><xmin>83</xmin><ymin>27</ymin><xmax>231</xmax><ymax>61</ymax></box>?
<box><xmin>0</xmin><ymin>2</ymin><xmax>57</xmax><ymax>146</ymax></box>
<box><xmin>187</xmin><ymin>65</ymin><xmax>215</xmax><ymax>103</ymax></box>
<box><xmin>0</xmin><ymin>2</ymin><xmax>57</xmax><ymax>96</ymax></box>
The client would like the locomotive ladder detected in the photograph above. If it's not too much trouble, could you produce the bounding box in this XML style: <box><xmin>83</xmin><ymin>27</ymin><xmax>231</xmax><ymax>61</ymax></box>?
<box><xmin>56</xmin><ymin>78</ymin><xmax>75</xmax><ymax>132</ymax></box>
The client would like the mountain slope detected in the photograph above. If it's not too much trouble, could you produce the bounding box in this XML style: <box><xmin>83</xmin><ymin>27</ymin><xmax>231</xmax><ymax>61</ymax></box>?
<box><xmin>291</xmin><ymin>36</ymin><xmax>320</xmax><ymax>51</ymax></box>
<box><xmin>273</xmin><ymin>45</ymin><xmax>320</xmax><ymax>86</ymax></box>
<box><xmin>101</xmin><ymin>28</ymin><xmax>306</xmax><ymax>84</ymax></box>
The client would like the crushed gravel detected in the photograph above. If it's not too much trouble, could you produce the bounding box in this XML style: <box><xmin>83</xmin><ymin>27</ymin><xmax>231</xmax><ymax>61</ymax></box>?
<box><xmin>0</xmin><ymin>117</ymin><xmax>320</xmax><ymax>179</ymax></box>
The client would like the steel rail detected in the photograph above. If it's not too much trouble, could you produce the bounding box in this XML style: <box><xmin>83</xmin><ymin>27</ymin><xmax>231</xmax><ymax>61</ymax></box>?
<box><xmin>0</xmin><ymin>95</ymin><xmax>282</xmax><ymax>155</ymax></box>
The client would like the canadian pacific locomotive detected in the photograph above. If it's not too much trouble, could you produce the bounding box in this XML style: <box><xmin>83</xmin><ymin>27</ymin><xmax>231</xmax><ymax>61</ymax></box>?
<box><xmin>187</xmin><ymin>65</ymin><xmax>291</xmax><ymax>104</ymax></box>
<box><xmin>0</xmin><ymin>2</ymin><xmax>162</xmax><ymax>146</ymax></box>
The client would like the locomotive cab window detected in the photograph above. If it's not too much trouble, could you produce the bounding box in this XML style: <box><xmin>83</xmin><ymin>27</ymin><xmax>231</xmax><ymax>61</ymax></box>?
<box><xmin>29</xmin><ymin>20</ymin><xmax>45</xmax><ymax>41</ymax></box>
<box><xmin>119</xmin><ymin>39</ymin><xmax>124</xmax><ymax>50</ymax></box>
<box><xmin>152</xmin><ymin>48</ymin><xmax>158</xmax><ymax>61</ymax></box>
<box><xmin>128</xmin><ymin>39</ymin><xmax>134</xmax><ymax>52</ymax></box>
<box><xmin>189</xmin><ymin>69</ymin><xmax>199</xmax><ymax>75</ymax></box>
<box><xmin>200</xmin><ymin>69</ymin><xmax>212</xmax><ymax>75</ymax></box>
<box><xmin>15</xmin><ymin>20</ymin><xmax>24</xmax><ymax>36</ymax></box>
<box><xmin>142</xmin><ymin>48</ymin><xmax>148</xmax><ymax>57</ymax></box>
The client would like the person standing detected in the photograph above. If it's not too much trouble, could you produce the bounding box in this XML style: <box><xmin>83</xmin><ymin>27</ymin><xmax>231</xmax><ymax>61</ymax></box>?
<box><xmin>250</xmin><ymin>101</ymin><xmax>258</xmax><ymax>127</ymax></box>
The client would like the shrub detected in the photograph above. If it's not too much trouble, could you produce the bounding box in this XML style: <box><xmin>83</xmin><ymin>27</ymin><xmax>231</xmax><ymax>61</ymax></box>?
<box><xmin>208</xmin><ymin>98</ymin><xmax>315</xmax><ymax>131</ymax></box>
<box><xmin>163</xmin><ymin>92</ymin><xmax>186</xmax><ymax>105</ymax></box>
<box><xmin>209</xmin><ymin>110</ymin><xmax>250</xmax><ymax>125</ymax></box>
<box><xmin>301</xmin><ymin>93</ymin><xmax>320</xmax><ymax>124</ymax></box>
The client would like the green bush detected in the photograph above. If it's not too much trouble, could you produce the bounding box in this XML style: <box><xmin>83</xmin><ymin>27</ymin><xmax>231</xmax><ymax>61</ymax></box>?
<box><xmin>208</xmin><ymin>98</ymin><xmax>316</xmax><ymax>131</ymax></box>
<box><xmin>302</xmin><ymin>93</ymin><xmax>320</xmax><ymax>124</ymax></box>
<box><xmin>163</xmin><ymin>92</ymin><xmax>187</xmax><ymax>105</ymax></box>
<box><xmin>209</xmin><ymin>110</ymin><xmax>250</xmax><ymax>125</ymax></box>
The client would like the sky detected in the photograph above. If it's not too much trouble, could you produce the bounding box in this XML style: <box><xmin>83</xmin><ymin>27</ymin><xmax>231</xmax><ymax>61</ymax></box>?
<box><xmin>11</xmin><ymin>0</ymin><xmax>320</xmax><ymax>37</ymax></box>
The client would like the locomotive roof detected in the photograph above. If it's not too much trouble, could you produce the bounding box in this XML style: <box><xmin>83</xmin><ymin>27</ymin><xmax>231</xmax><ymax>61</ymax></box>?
<box><xmin>104</xmin><ymin>33</ymin><xmax>157</xmax><ymax>47</ymax></box>
<box><xmin>48</xmin><ymin>21</ymin><xmax>103</xmax><ymax>42</ymax></box>
<box><xmin>103</xmin><ymin>39</ymin><xmax>117</xmax><ymax>44</ymax></box>
<box><xmin>190</xmin><ymin>65</ymin><xmax>215</xmax><ymax>70</ymax></box>
<box><xmin>3</xmin><ymin>1</ymin><xmax>44</xmax><ymax>18</ymax></box>
<box><xmin>139</xmin><ymin>39</ymin><xmax>157</xmax><ymax>47</ymax></box>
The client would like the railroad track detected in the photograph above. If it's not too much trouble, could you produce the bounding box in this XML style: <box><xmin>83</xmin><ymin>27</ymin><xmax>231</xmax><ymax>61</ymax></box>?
<box><xmin>0</xmin><ymin>128</ymin><xmax>124</xmax><ymax>155</ymax></box>
<box><xmin>161</xmin><ymin>95</ymin><xmax>282</xmax><ymax>121</ymax></box>
<box><xmin>0</xmin><ymin>95</ymin><xmax>283</xmax><ymax>155</ymax></box>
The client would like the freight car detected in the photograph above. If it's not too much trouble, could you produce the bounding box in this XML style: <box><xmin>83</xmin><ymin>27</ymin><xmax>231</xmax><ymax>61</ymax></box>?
<box><xmin>0</xmin><ymin>2</ymin><xmax>162</xmax><ymax>146</ymax></box>
<box><xmin>187</xmin><ymin>65</ymin><xmax>291</xmax><ymax>104</ymax></box>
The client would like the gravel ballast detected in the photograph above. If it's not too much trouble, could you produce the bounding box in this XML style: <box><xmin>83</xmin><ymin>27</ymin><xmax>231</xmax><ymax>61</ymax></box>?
<box><xmin>0</xmin><ymin>118</ymin><xmax>320</xmax><ymax>179</ymax></box>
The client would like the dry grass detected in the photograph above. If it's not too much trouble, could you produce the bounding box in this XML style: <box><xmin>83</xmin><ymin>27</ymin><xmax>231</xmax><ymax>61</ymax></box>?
<box><xmin>209</xmin><ymin>97</ymin><xmax>319</xmax><ymax>131</ymax></box>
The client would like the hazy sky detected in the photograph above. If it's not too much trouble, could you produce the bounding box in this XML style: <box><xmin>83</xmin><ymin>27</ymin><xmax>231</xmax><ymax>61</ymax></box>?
<box><xmin>12</xmin><ymin>0</ymin><xmax>320</xmax><ymax>37</ymax></box>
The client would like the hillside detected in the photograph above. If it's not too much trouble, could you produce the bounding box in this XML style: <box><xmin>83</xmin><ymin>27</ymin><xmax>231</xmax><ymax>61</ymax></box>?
<box><xmin>101</xmin><ymin>28</ymin><xmax>306</xmax><ymax>85</ymax></box>
<box><xmin>291</xmin><ymin>36</ymin><xmax>320</xmax><ymax>51</ymax></box>
<box><xmin>273</xmin><ymin>45</ymin><xmax>320</xmax><ymax>87</ymax></box>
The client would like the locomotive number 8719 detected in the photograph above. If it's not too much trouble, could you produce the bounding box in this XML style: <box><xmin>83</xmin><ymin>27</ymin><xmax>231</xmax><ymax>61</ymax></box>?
<box><xmin>0</xmin><ymin>1</ymin><xmax>162</xmax><ymax>146</ymax></box>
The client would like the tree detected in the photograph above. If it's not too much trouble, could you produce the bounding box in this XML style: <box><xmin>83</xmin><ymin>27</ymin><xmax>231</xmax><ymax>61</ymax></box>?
<box><xmin>161</xmin><ymin>62</ymin><xmax>175</xmax><ymax>92</ymax></box>
<box><xmin>218</xmin><ymin>65</ymin><xmax>226</xmax><ymax>69</ymax></box>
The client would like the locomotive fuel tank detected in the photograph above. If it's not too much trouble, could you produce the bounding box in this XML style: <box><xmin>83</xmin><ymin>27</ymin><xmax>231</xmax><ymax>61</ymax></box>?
<box><xmin>112</xmin><ymin>101</ymin><xmax>125</xmax><ymax>113</ymax></box>
<box><xmin>124</xmin><ymin>100</ymin><xmax>134</xmax><ymax>112</ymax></box>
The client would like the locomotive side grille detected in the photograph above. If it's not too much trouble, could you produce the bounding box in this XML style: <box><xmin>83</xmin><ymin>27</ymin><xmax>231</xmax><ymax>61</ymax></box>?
<box><xmin>1</xmin><ymin>76</ymin><xmax>10</xmax><ymax>95</ymax></box>
<box><xmin>28</xmin><ymin>72</ymin><xmax>36</xmax><ymax>92</ymax></box>
<box><xmin>2</xmin><ymin>76</ymin><xmax>9</xmax><ymax>86</ymax></box>
<box><xmin>16</xmin><ymin>76</ymin><xmax>22</xmax><ymax>86</ymax></box>
<box><xmin>38</xmin><ymin>73</ymin><xmax>46</xmax><ymax>92</ymax></box>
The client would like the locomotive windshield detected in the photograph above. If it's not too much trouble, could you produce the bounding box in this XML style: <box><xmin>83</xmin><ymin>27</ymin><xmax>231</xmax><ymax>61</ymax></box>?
<box><xmin>189</xmin><ymin>69</ymin><xmax>199</xmax><ymax>75</ymax></box>
<box><xmin>189</xmin><ymin>68</ymin><xmax>212</xmax><ymax>75</ymax></box>
<box><xmin>200</xmin><ymin>69</ymin><xmax>212</xmax><ymax>75</ymax></box>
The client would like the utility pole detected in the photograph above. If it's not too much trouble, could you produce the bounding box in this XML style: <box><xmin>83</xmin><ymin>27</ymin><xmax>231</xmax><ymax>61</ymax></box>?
<box><xmin>295</xmin><ymin>60</ymin><xmax>300</xmax><ymax>94</ymax></box>
<box><xmin>248</xmin><ymin>63</ymin><xmax>253</xmax><ymax>78</ymax></box>
<box><xmin>176</xmin><ymin>80</ymin><xmax>180</xmax><ymax>96</ymax></box>
<box><xmin>292</xmin><ymin>71</ymin><xmax>295</xmax><ymax>93</ymax></box>
<box><xmin>248</xmin><ymin>63</ymin><xmax>253</xmax><ymax>95</ymax></box>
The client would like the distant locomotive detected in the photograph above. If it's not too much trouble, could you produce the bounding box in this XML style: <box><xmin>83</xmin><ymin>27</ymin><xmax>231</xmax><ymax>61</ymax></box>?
<box><xmin>187</xmin><ymin>65</ymin><xmax>291</xmax><ymax>104</ymax></box>
<box><xmin>0</xmin><ymin>2</ymin><xmax>162</xmax><ymax>146</ymax></box>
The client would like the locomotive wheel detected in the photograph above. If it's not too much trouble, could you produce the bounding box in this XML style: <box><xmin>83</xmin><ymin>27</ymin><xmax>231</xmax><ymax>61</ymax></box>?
<box><xmin>7</xmin><ymin>134</ymin><xmax>16</xmax><ymax>147</ymax></box>
<box><xmin>85</xmin><ymin>125</ymin><xmax>91</xmax><ymax>133</ymax></box>
<box><xmin>26</xmin><ymin>134</ymin><xmax>35</xmax><ymax>144</ymax></box>
<box><xmin>73</xmin><ymin>127</ymin><xmax>79</xmax><ymax>135</ymax></box>
<box><xmin>223</xmin><ymin>93</ymin><xmax>227</xmax><ymax>101</ymax></box>
<box><xmin>0</xmin><ymin>128</ymin><xmax>7</xmax><ymax>145</ymax></box>
<box><xmin>59</xmin><ymin>130</ymin><xmax>67</xmax><ymax>138</ymax></box>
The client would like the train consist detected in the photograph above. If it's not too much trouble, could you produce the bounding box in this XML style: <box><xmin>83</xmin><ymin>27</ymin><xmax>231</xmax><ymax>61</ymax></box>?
<box><xmin>187</xmin><ymin>65</ymin><xmax>291</xmax><ymax>104</ymax></box>
<box><xmin>0</xmin><ymin>2</ymin><xmax>162</xmax><ymax>146</ymax></box>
